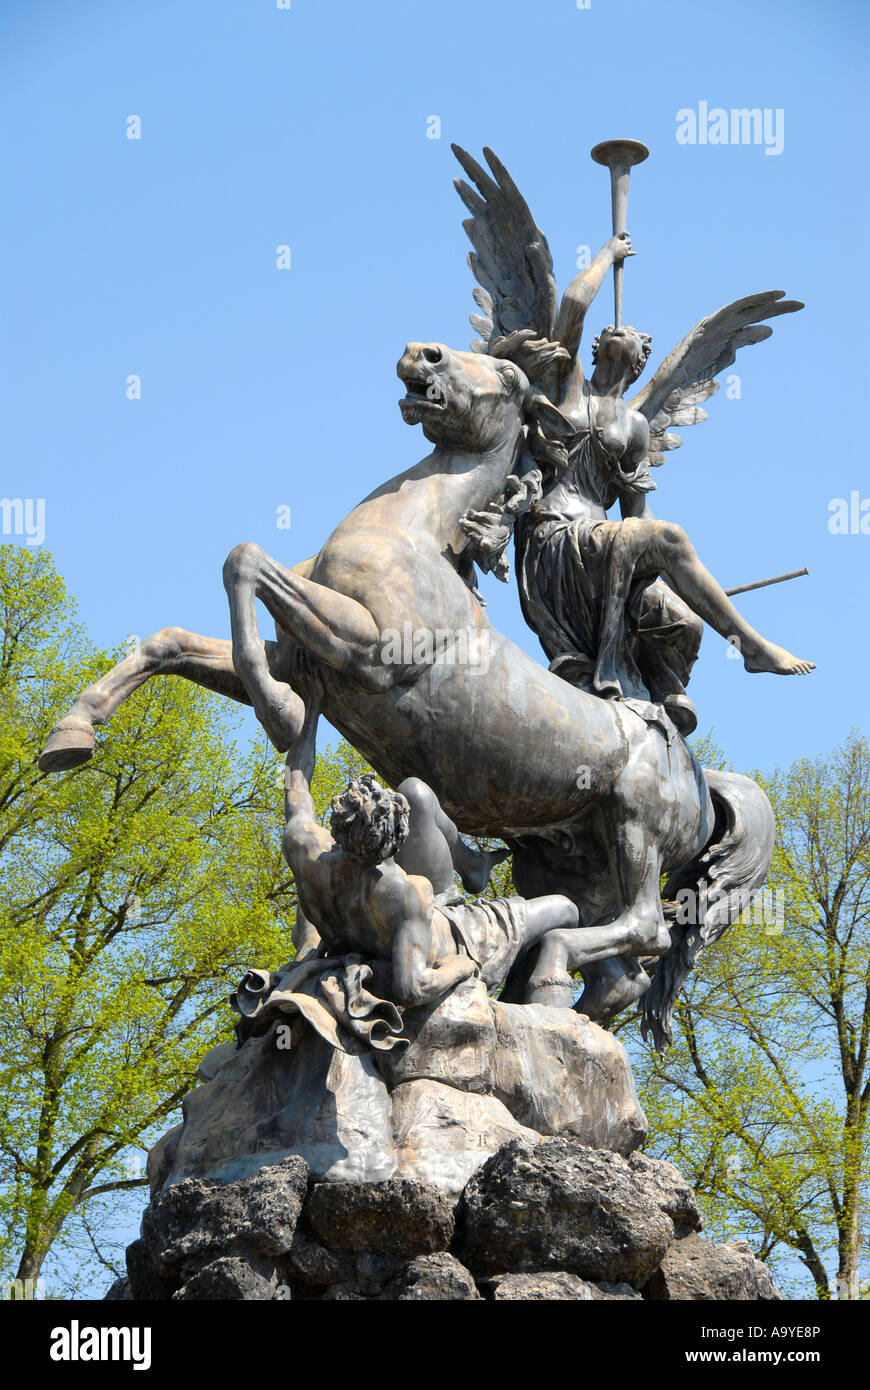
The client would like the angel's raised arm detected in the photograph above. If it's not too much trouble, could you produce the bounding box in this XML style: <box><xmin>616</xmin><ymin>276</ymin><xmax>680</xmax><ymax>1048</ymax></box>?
<box><xmin>554</xmin><ymin>233</ymin><xmax>634</xmax><ymax>361</ymax></box>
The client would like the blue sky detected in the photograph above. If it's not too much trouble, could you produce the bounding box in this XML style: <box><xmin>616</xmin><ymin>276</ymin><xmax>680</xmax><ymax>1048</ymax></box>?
<box><xmin>2</xmin><ymin>0</ymin><xmax>868</xmax><ymax>778</ymax></box>
<box><xmin>1</xmin><ymin>0</ymin><xmax>867</xmax><ymax>1300</ymax></box>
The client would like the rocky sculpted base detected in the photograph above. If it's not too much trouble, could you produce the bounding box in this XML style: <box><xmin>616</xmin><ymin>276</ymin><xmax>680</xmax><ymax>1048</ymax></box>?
<box><xmin>109</xmin><ymin>1138</ymin><xmax>781</xmax><ymax>1302</ymax></box>
<box><xmin>147</xmin><ymin>980</ymin><xmax>648</xmax><ymax>1196</ymax></box>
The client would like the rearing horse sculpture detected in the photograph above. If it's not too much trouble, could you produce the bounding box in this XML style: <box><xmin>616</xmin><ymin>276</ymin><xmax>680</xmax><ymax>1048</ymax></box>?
<box><xmin>39</xmin><ymin>340</ymin><xmax>775</xmax><ymax>1046</ymax></box>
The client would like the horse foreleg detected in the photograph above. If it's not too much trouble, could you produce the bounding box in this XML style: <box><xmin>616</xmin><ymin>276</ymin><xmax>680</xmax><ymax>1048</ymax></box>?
<box><xmin>38</xmin><ymin>628</ymin><xmax>273</xmax><ymax>772</ymax></box>
<box><xmin>223</xmin><ymin>542</ymin><xmax>394</xmax><ymax>752</ymax></box>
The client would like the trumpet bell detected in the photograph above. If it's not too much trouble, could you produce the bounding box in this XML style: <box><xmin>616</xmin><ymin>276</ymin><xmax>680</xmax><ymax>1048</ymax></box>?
<box><xmin>590</xmin><ymin>139</ymin><xmax>650</xmax><ymax>170</ymax></box>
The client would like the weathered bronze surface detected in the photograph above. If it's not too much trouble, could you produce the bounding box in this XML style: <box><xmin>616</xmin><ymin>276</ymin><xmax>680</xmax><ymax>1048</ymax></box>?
<box><xmin>40</xmin><ymin>141</ymin><xmax>806</xmax><ymax>1068</ymax></box>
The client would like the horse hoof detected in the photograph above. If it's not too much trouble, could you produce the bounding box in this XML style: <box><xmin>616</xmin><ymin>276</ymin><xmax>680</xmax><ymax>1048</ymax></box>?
<box><xmin>576</xmin><ymin>967</ymin><xmax>651</xmax><ymax>1023</ymax></box>
<box><xmin>38</xmin><ymin>718</ymin><xmax>96</xmax><ymax>772</ymax></box>
<box><xmin>663</xmin><ymin>693</ymin><xmax>698</xmax><ymax>738</ymax></box>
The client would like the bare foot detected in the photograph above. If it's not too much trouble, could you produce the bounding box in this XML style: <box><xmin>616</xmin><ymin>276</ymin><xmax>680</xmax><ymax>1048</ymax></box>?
<box><xmin>458</xmin><ymin>844</ymin><xmax>511</xmax><ymax>895</ymax></box>
<box><xmin>743</xmin><ymin>641</ymin><xmax>816</xmax><ymax>676</ymax></box>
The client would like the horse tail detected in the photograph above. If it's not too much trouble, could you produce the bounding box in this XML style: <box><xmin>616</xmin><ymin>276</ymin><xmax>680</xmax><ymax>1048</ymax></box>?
<box><xmin>640</xmin><ymin>768</ymin><xmax>776</xmax><ymax>1053</ymax></box>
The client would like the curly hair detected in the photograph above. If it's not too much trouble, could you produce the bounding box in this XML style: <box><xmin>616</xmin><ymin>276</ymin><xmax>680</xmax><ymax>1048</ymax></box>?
<box><xmin>330</xmin><ymin>775</ymin><xmax>411</xmax><ymax>866</ymax></box>
<box><xmin>591</xmin><ymin>325</ymin><xmax>653</xmax><ymax>383</ymax></box>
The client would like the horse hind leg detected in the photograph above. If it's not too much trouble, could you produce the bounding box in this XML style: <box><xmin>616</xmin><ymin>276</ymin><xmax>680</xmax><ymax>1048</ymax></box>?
<box><xmin>38</xmin><ymin>628</ymin><xmax>270</xmax><ymax>772</ymax></box>
<box><xmin>525</xmin><ymin>820</ymin><xmax>669</xmax><ymax>1019</ymax></box>
<box><xmin>223</xmin><ymin>542</ymin><xmax>401</xmax><ymax>752</ymax></box>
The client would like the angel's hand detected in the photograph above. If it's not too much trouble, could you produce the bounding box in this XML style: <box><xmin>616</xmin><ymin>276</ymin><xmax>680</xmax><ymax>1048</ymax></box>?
<box><xmin>460</xmin><ymin>510</ymin><xmax>512</xmax><ymax>557</ymax></box>
<box><xmin>607</xmin><ymin>231</ymin><xmax>635</xmax><ymax>264</ymax></box>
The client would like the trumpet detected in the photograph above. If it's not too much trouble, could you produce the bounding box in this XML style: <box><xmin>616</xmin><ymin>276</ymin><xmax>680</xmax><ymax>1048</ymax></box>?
<box><xmin>590</xmin><ymin>138</ymin><xmax>649</xmax><ymax>329</ymax></box>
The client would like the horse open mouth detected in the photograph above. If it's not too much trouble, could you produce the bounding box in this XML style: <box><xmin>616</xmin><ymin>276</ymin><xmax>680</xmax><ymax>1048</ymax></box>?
<box><xmin>398</xmin><ymin>373</ymin><xmax>446</xmax><ymax>409</ymax></box>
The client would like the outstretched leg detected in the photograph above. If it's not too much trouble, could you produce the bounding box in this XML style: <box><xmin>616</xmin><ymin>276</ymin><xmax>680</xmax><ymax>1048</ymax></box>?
<box><xmin>648</xmin><ymin>522</ymin><xmax>815</xmax><ymax>675</ymax></box>
<box><xmin>38</xmin><ymin>628</ymin><xmax>274</xmax><ymax>772</ymax></box>
<box><xmin>395</xmin><ymin>777</ymin><xmax>509</xmax><ymax>897</ymax></box>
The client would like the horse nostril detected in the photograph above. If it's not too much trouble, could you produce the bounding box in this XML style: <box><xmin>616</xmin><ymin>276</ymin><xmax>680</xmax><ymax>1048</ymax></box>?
<box><xmin>422</xmin><ymin>345</ymin><xmax>442</xmax><ymax>364</ymax></box>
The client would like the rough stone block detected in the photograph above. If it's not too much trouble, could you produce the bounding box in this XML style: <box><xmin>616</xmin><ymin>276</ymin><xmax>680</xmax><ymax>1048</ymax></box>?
<box><xmin>383</xmin><ymin>1252</ymin><xmax>480</xmax><ymax>1301</ymax></box>
<box><xmin>460</xmin><ymin>1138</ymin><xmax>673</xmax><ymax>1286</ymax></box>
<box><xmin>141</xmin><ymin>1155</ymin><xmax>308</xmax><ymax>1280</ymax></box>
<box><xmin>172</xmin><ymin>1255</ymin><xmax>279</xmax><ymax>1301</ymax></box>
<box><xmin>157</xmin><ymin>1028</ymin><xmax>397</xmax><ymax>1188</ymax></box>
<box><xmin>306</xmin><ymin>1176</ymin><xmax>455</xmax><ymax>1258</ymax></box>
<box><xmin>628</xmin><ymin>1150</ymin><xmax>703</xmax><ymax>1235</ymax></box>
<box><xmin>484</xmin><ymin>1271</ymin><xmax>595</xmax><ymax>1300</ymax></box>
<box><xmin>645</xmin><ymin>1233</ymin><xmax>781</xmax><ymax>1301</ymax></box>
<box><xmin>391</xmin><ymin>1077</ymin><xmax>539</xmax><ymax>1193</ymax></box>
<box><xmin>489</xmin><ymin>1001</ymin><xmax>648</xmax><ymax>1153</ymax></box>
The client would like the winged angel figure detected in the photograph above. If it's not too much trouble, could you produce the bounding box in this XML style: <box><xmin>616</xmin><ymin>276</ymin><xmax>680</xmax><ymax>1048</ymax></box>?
<box><xmin>454</xmin><ymin>147</ymin><xmax>814</xmax><ymax>737</ymax></box>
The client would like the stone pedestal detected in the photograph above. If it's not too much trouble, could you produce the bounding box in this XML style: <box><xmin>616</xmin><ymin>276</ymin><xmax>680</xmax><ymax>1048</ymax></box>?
<box><xmin>148</xmin><ymin>979</ymin><xmax>647</xmax><ymax>1198</ymax></box>
<box><xmin>111</xmin><ymin>1138</ymin><xmax>781</xmax><ymax>1302</ymax></box>
<box><xmin>103</xmin><ymin>980</ymin><xmax>786</xmax><ymax>1302</ymax></box>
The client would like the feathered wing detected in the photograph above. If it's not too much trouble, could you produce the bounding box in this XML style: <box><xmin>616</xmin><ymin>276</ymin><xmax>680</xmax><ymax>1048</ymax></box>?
<box><xmin>630</xmin><ymin>291</ymin><xmax>803</xmax><ymax>466</ymax></box>
<box><xmin>452</xmin><ymin>145</ymin><xmax>559</xmax><ymax>352</ymax></box>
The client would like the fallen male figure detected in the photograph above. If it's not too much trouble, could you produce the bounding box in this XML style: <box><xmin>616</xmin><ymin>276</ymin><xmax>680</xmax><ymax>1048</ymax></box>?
<box><xmin>280</xmin><ymin>767</ymin><xmax>581</xmax><ymax>1009</ymax></box>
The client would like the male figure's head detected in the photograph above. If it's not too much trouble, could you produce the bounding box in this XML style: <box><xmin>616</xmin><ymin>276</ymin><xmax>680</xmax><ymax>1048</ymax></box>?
<box><xmin>330</xmin><ymin>775</ymin><xmax>411</xmax><ymax>868</ymax></box>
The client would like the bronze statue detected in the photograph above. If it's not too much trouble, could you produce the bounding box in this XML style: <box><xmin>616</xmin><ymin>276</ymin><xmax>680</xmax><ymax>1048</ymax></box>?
<box><xmin>36</xmin><ymin>140</ymin><xmax>805</xmax><ymax>1044</ymax></box>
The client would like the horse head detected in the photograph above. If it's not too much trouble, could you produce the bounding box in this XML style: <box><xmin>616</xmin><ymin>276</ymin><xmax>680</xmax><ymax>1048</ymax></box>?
<box><xmin>397</xmin><ymin>340</ymin><xmax>576</xmax><ymax>468</ymax></box>
<box><xmin>397</xmin><ymin>342</ymin><xmax>529</xmax><ymax>453</ymax></box>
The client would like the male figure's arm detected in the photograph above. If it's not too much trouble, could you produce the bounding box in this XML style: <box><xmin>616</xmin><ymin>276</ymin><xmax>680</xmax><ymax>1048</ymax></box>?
<box><xmin>282</xmin><ymin>766</ymin><xmax>338</xmax><ymax>926</ymax></box>
<box><xmin>390</xmin><ymin>877</ymin><xmax>477</xmax><ymax>1007</ymax></box>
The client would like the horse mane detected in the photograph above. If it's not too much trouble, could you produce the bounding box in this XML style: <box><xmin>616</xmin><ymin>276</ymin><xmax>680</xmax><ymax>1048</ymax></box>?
<box><xmin>460</xmin><ymin>361</ymin><xmax>576</xmax><ymax>583</ymax></box>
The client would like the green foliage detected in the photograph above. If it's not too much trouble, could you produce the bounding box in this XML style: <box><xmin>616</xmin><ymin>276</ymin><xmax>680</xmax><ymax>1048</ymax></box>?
<box><xmin>0</xmin><ymin>547</ymin><xmax>312</xmax><ymax>1291</ymax></box>
<box><xmin>630</xmin><ymin>731</ymin><xmax>870</xmax><ymax>1299</ymax></box>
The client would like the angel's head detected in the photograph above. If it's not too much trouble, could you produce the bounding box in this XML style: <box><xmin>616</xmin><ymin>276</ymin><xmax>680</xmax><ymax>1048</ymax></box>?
<box><xmin>591</xmin><ymin>326</ymin><xmax>652</xmax><ymax>388</ymax></box>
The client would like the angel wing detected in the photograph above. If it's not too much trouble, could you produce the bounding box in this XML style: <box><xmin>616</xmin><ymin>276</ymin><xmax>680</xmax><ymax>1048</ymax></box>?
<box><xmin>631</xmin><ymin>291</ymin><xmax>803</xmax><ymax>466</ymax></box>
<box><xmin>452</xmin><ymin>145</ymin><xmax>559</xmax><ymax>353</ymax></box>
